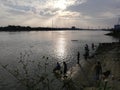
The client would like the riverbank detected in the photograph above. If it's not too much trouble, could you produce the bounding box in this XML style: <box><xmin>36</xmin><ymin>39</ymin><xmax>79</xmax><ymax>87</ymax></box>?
<box><xmin>106</xmin><ymin>31</ymin><xmax>120</xmax><ymax>38</ymax></box>
<box><xmin>67</xmin><ymin>42</ymin><xmax>120</xmax><ymax>90</ymax></box>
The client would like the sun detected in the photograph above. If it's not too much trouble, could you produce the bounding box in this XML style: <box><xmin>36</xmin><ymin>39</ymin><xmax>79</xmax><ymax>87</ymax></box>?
<box><xmin>54</xmin><ymin>0</ymin><xmax>67</xmax><ymax>10</ymax></box>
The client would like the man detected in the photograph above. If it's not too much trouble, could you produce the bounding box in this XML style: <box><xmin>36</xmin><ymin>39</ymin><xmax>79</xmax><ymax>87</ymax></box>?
<box><xmin>77</xmin><ymin>52</ymin><xmax>80</xmax><ymax>64</ymax></box>
<box><xmin>94</xmin><ymin>61</ymin><xmax>102</xmax><ymax>80</ymax></box>
<box><xmin>63</xmin><ymin>62</ymin><xmax>67</xmax><ymax>75</ymax></box>
<box><xmin>53</xmin><ymin>62</ymin><xmax>61</xmax><ymax>72</ymax></box>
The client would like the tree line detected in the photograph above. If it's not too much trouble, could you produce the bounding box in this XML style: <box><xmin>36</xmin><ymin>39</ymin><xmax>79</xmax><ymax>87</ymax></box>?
<box><xmin>0</xmin><ymin>25</ymin><xmax>82</xmax><ymax>31</ymax></box>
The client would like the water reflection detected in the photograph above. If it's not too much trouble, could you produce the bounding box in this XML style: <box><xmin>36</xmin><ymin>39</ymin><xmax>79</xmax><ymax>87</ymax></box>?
<box><xmin>0</xmin><ymin>31</ymin><xmax>118</xmax><ymax>90</ymax></box>
<box><xmin>56</xmin><ymin>37</ymin><xmax>66</xmax><ymax>60</ymax></box>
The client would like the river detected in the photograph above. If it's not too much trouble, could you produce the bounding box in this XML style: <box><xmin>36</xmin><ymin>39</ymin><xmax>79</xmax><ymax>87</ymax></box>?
<box><xmin>0</xmin><ymin>30</ymin><xmax>118</xmax><ymax>90</ymax></box>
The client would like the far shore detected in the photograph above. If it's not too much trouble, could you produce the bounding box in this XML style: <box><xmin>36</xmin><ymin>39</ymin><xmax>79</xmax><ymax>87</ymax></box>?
<box><xmin>0</xmin><ymin>25</ymin><xmax>110</xmax><ymax>31</ymax></box>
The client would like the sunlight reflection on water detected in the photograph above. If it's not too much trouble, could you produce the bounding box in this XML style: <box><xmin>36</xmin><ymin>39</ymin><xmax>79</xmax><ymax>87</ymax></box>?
<box><xmin>0</xmin><ymin>30</ymin><xmax>118</xmax><ymax>90</ymax></box>
<box><xmin>56</xmin><ymin>38</ymin><xmax>66</xmax><ymax>59</ymax></box>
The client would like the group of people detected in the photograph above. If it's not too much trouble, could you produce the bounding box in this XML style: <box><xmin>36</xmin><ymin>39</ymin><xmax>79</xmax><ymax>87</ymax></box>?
<box><xmin>53</xmin><ymin>62</ymin><xmax>67</xmax><ymax>76</ymax></box>
<box><xmin>77</xmin><ymin>43</ymin><xmax>95</xmax><ymax>64</ymax></box>
<box><xmin>53</xmin><ymin>43</ymin><xmax>111</xmax><ymax>87</ymax></box>
<box><xmin>84</xmin><ymin>43</ymin><xmax>95</xmax><ymax>60</ymax></box>
<box><xmin>53</xmin><ymin>43</ymin><xmax>96</xmax><ymax>76</ymax></box>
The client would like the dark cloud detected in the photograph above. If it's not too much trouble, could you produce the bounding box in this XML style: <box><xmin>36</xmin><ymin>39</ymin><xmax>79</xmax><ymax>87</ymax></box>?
<box><xmin>3</xmin><ymin>2</ymin><xmax>37</xmax><ymax>14</ymax></box>
<box><xmin>67</xmin><ymin>0</ymin><xmax>120</xmax><ymax>18</ymax></box>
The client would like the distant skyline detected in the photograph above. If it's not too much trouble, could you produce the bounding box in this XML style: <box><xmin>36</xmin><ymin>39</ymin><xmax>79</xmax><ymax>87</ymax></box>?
<box><xmin>0</xmin><ymin>0</ymin><xmax>120</xmax><ymax>28</ymax></box>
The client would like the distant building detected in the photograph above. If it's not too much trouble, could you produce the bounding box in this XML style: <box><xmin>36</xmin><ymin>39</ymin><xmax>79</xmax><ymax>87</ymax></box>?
<box><xmin>71</xmin><ymin>26</ymin><xmax>76</xmax><ymax>30</ymax></box>
<box><xmin>114</xmin><ymin>18</ymin><xmax>120</xmax><ymax>31</ymax></box>
<box><xmin>114</xmin><ymin>25</ymin><xmax>120</xmax><ymax>30</ymax></box>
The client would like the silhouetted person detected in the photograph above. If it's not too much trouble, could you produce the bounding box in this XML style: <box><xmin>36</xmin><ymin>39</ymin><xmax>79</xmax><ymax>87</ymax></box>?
<box><xmin>84</xmin><ymin>50</ymin><xmax>89</xmax><ymax>60</ymax></box>
<box><xmin>63</xmin><ymin>62</ymin><xmax>67</xmax><ymax>75</ymax></box>
<box><xmin>85</xmin><ymin>44</ymin><xmax>89</xmax><ymax>51</ymax></box>
<box><xmin>53</xmin><ymin>62</ymin><xmax>61</xmax><ymax>72</ymax></box>
<box><xmin>86</xmin><ymin>44</ymin><xmax>88</xmax><ymax>48</ymax></box>
<box><xmin>84</xmin><ymin>51</ymin><xmax>89</xmax><ymax>60</ymax></box>
<box><xmin>85</xmin><ymin>44</ymin><xmax>89</xmax><ymax>55</ymax></box>
<box><xmin>92</xmin><ymin>43</ymin><xmax>95</xmax><ymax>50</ymax></box>
<box><xmin>86</xmin><ymin>50</ymin><xmax>89</xmax><ymax>57</ymax></box>
<box><xmin>94</xmin><ymin>61</ymin><xmax>102</xmax><ymax>80</ymax></box>
<box><xmin>77</xmin><ymin>52</ymin><xmax>80</xmax><ymax>64</ymax></box>
<box><xmin>84</xmin><ymin>44</ymin><xmax>89</xmax><ymax>60</ymax></box>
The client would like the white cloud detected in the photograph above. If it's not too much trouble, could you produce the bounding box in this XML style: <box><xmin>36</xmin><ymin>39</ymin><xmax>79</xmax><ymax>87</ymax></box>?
<box><xmin>0</xmin><ymin>0</ymin><xmax>120</xmax><ymax>28</ymax></box>
<box><xmin>0</xmin><ymin>0</ymin><xmax>87</xmax><ymax>15</ymax></box>
<box><xmin>58</xmin><ymin>11</ymin><xmax>80</xmax><ymax>18</ymax></box>
<box><xmin>100</xmin><ymin>12</ymin><xmax>116</xmax><ymax>19</ymax></box>
<box><xmin>0</xmin><ymin>0</ymin><xmax>87</xmax><ymax>27</ymax></box>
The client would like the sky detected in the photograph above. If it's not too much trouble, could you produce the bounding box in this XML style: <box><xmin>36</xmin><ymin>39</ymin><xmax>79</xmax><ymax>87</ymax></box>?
<box><xmin>0</xmin><ymin>0</ymin><xmax>120</xmax><ymax>28</ymax></box>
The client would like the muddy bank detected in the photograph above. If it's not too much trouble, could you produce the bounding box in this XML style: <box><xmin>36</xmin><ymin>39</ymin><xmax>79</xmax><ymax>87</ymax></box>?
<box><xmin>68</xmin><ymin>42</ymin><xmax>120</xmax><ymax>90</ymax></box>
<box><xmin>0</xmin><ymin>42</ymin><xmax>119</xmax><ymax>90</ymax></box>
<box><xmin>106</xmin><ymin>31</ymin><xmax>120</xmax><ymax>39</ymax></box>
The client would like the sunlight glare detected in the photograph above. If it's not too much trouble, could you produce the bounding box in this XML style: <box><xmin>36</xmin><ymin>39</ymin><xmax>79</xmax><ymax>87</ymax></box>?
<box><xmin>55</xmin><ymin>31</ymin><xmax>67</xmax><ymax>60</ymax></box>
<box><xmin>54</xmin><ymin>0</ymin><xmax>67</xmax><ymax>10</ymax></box>
<box><xmin>57</xmin><ymin>38</ymin><xmax>65</xmax><ymax>57</ymax></box>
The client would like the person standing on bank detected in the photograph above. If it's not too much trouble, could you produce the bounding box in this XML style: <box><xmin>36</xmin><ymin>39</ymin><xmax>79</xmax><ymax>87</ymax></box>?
<box><xmin>94</xmin><ymin>61</ymin><xmax>102</xmax><ymax>80</ymax></box>
<box><xmin>84</xmin><ymin>44</ymin><xmax>89</xmax><ymax>60</ymax></box>
<box><xmin>92</xmin><ymin>43</ymin><xmax>95</xmax><ymax>50</ymax></box>
<box><xmin>85</xmin><ymin>44</ymin><xmax>89</xmax><ymax>51</ymax></box>
<box><xmin>63</xmin><ymin>62</ymin><xmax>67</xmax><ymax>75</ymax></box>
<box><xmin>77</xmin><ymin>52</ymin><xmax>80</xmax><ymax>64</ymax></box>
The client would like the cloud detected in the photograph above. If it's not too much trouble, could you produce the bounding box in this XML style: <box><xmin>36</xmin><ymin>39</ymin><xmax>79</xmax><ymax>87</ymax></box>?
<box><xmin>0</xmin><ymin>0</ymin><xmax>120</xmax><ymax>28</ymax></box>
<box><xmin>66</xmin><ymin>0</ymin><xmax>120</xmax><ymax>28</ymax></box>
<box><xmin>0</xmin><ymin>0</ymin><xmax>87</xmax><ymax>15</ymax></box>
<box><xmin>58</xmin><ymin>11</ymin><xmax>80</xmax><ymax>18</ymax></box>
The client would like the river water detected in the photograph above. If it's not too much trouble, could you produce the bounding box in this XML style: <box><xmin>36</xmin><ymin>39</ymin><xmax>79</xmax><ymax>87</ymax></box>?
<box><xmin>0</xmin><ymin>30</ymin><xmax>118</xmax><ymax>90</ymax></box>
